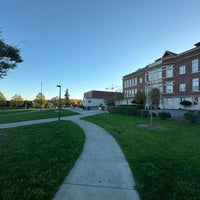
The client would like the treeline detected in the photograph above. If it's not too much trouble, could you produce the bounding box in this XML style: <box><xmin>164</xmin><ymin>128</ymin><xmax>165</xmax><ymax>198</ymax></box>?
<box><xmin>0</xmin><ymin>91</ymin><xmax>82</xmax><ymax>109</ymax></box>
<box><xmin>0</xmin><ymin>99</ymin><xmax>83</xmax><ymax>109</ymax></box>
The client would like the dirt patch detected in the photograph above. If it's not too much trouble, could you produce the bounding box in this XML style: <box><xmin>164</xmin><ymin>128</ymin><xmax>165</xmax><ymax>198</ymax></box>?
<box><xmin>137</xmin><ymin>124</ymin><xmax>168</xmax><ymax>131</ymax></box>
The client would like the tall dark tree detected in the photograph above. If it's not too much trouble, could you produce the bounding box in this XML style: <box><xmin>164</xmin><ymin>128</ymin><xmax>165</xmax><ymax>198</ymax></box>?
<box><xmin>134</xmin><ymin>91</ymin><xmax>146</xmax><ymax>105</ymax></box>
<box><xmin>64</xmin><ymin>89</ymin><xmax>71</xmax><ymax>106</ymax></box>
<box><xmin>149</xmin><ymin>88</ymin><xmax>160</xmax><ymax>108</ymax></box>
<box><xmin>0</xmin><ymin>34</ymin><xmax>23</xmax><ymax>78</ymax></box>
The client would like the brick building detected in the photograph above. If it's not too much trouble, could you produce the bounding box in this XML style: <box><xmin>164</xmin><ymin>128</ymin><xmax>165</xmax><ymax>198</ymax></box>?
<box><xmin>123</xmin><ymin>42</ymin><xmax>200</xmax><ymax>110</ymax></box>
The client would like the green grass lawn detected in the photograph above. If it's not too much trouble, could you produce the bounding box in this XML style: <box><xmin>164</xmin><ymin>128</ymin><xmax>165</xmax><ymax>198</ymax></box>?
<box><xmin>0</xmin><ymin>121</ymin><xmax>85</xmax><ymax>200</ymax></box>
<box><xmin>0</xmin><ymin>109</ymin><xmax>79</xmax><ymax>124</ymax></box>
<box><xmin>83</xmin><ymin>113</ymin><xmax>200</xmax><ymax>200</ymax></box>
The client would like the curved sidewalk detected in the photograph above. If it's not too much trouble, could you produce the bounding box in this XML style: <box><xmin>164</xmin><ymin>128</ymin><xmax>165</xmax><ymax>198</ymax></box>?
<box><xmin>0</xmin><ymin>110</ymin><xmax>140</xmax><ymax>200</ymax></box>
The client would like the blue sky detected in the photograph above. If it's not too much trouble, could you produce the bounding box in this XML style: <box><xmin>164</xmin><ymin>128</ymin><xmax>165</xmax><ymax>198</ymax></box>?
<box><xmin>1</xmin><ymin>0</ymin><xmax>200</xmax><ymax>100</ymax></box>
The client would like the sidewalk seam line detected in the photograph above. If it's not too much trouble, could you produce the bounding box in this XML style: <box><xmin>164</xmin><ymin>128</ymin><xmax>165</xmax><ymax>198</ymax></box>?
<box><xmin>64</xmin><ymin>182</ymin><xmax>135</xmax><ymax>191</ymax></box>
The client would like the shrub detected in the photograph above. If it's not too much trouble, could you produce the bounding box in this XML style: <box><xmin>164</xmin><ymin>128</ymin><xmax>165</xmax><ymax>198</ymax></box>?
<box><xmin>107</xmin><ymin>106</ymin><xmax>115</xmax><ymax>113</ymax></box>
<box><xmin>151</xmin><ymin>112</ymin><xmax>157</xmax><ymax>117</ymax></box>
<box><xmin>158</xmin><ymin>112</ymin><xmax>171</xmax><ymax>120</ymax></box>
<box><xmin>149</xmin><ymin>112</ymin><xmax>157</xmax><ymax>117</ymax></box>
<box><xmin>180</xmin><ymin>100</ymin><xmax>192</xmax><ymax>108</ymax></box>
<box><xmin>107</xmin><ymin>106</ymin><xmax>138</xmax><ymax>116</ymax></box>
<box><xmin>184</xmin><ymin>111</ymin><xmax>199</xmax><ymax>123</ymax></box>
<box><xmin>126</xmin><ymin>107</ymin><xmax>138</xmax><ymax>116</ymax></box>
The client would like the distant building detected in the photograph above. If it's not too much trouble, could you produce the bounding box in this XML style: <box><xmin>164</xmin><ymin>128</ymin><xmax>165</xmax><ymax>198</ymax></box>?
<box><xmin>123</xmin><ymin>42</ymin><xmax>200</xmax><ymax>110</ymax></box>
<box><xmin>83</xmin><ymin>90</ymin><xmax>123</xmax><ymax>109</ymax></box>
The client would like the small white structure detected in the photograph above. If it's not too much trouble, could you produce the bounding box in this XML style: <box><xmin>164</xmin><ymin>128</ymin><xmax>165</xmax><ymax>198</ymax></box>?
<box><xmin>83</xmin><ymin>90</ymin><xmax>123</xmax><ymax>110</ymax></box>
<box><xmin>83</xmin><ymin>97</ymin><xmax>106</xmax><ymax>109</ymax></box>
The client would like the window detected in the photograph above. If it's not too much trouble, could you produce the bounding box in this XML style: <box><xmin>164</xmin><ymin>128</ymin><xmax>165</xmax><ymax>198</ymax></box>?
<box><xmin>124</xmin><ymin>80</ymin><xmax>127</xmax><ymax>88</ymax></box>
<box><xmin>128</xmin><ymin>79</ymin><xmax>131</xmax><ymax>87</ymax></box>
<box><xmin>135</xmin><ymin>77</ymin><xmax>137</xmax><ymax>85</ymax></box>
<box><xmin>135</xmin><ymin>88</ymin><xmax>137</xmax><ymax>94</ymax></box>
<box><xmin>166</xmin><ymin>82</ymin><xmax>173</xmax><ymax>93</ymax></box>
<box><xmin>148</xmin><ymin>69</ymin><xmax>162</xmax><ymax>81</ymax></box>
<box><xmin>139</xmin><ymin>77</ymin><xmax>142</xmax><ymax>83</ymax></box>
<box><xmin>192</xmin><ymin>78</ymin><xmax>199</xmax><ymax>91</ymax></box>
<box><xmin>132</xmin><ymin>78</ymin><xmax>135</xmax><ymax>86</ymax></box>
<box><xmin>192</xmin><ymin>59</ymin><xmax>199</xmax><ymax>73</ymax></box>
<box><xmin>132</xmin><ymin>89</ymin><xmax>134</xmax><ymax>96</ymax></box>
<box><xmin>179</xmin><ymin>65</ymin><xmax>186</xmax><ymax>74</ymax></box>
<box><xmin>166</xmin><ymin>66</ymin><xmax>173</xmax><ymax>77</ymax></box>
<box><xmin>125</xmin><ymin>90</ymin><xmax>131</xmax><ymax>97</ymax></box>
<box><xmin>167</xmin><ymin>98</ymin><xmax>172</xmax><ymax>105</ymax></box>
<box><xmin>157</xmin><ymin>70</ymin><xmax>162</xmax><ymax>79</ymax></box>
<box><xmin>179</xmin><ymin>83</ymin><xmax>186</xmax><ymax>92</ymax></box>
<box><xmin>130</xmin><ymin>89</ymin><xmax>133</xmax><ymax>97</ymax></box>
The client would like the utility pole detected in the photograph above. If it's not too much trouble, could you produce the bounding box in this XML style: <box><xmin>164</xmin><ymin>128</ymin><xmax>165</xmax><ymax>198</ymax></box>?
<box><xmin>40</xmin><ymin>81</ymin><xmax>42</xmax><ymax>111</ymax></box>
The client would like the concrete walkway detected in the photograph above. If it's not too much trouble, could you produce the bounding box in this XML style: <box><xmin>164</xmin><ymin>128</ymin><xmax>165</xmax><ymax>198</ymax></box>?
<box><xmin>0</xmin><ymin>110</ymin><xmax>140</xmax><ymax>200</ymax></box>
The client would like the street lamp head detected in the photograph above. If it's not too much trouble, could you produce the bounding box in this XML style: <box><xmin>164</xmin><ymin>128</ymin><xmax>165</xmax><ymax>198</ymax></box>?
<box><xmin>57</xmin><ymin>85</ymin><xmax>61</xmax><ymax>88</ymax></box>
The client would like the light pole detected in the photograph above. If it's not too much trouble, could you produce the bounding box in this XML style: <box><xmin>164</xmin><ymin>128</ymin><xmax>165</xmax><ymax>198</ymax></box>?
<box><xmin>57</xmin><ymin>85</ymin><xmax>61</xmax><ymax>121</ymax></box>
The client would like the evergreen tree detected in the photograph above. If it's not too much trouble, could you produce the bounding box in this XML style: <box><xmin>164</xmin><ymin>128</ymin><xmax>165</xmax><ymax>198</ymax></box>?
<box><xmin>64</xmin><ymin>89</ymin><xmax>71</xmax><ymax>106</ymax></box>
<box><xmin>149</xmin><ymin>88</ymin><xmax>160</xmax><ymax>108</ymax></box>
<box><xmin>134</xmin><ymin>91</ymin><xmax>146</xmax><ymax>105</ymax></box>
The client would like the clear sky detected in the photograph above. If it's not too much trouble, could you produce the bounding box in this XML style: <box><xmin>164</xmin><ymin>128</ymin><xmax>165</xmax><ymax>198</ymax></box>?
<box><xmin>0</xmin><ymin>0</ymin><xmax>200</xmax><ymax>100</ymax></box>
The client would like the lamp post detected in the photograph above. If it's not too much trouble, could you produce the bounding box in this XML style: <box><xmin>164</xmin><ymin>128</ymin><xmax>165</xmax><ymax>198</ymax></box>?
<box><xmin>57</xmin><ymin>85</ymin><xmax>61</xmax><ymax>121</ymax></box>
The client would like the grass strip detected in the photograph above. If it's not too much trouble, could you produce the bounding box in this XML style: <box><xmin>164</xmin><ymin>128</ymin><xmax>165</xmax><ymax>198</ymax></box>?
<box><xmin>0</xmin><ymin>109</ymin><xmax>79</xmax><ymax>124</ymax></box>
<box><xmin>83</xmin><ymin>113</ymin><xmax>200</xmax><ymax>200</ymax></box>
<box><xmin>0</xmin><ymin>120</ymin><xmax>85</xmax><ymax>200</ymax></box>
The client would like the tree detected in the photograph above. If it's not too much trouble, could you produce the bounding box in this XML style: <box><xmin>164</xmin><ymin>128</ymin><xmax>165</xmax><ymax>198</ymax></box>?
<box><xmin>105</xmin><ymin>99</ymin><xmax>115</xmax><ymax>106</ymax></box>
<box><xmin>113</xmin><ymin>92</ymin><xmax>124</xmax><ymax>101</ymax></box>
<box><xmin>10</xmin><ymin>94</ymin><xmax>24</xmax><ymax>108</ymax></box>
<box><xmin>33</xmin><ymin>93</ymin><xmax>48</xmax><ymax>108</ymax></box>
<box><xmin>0</xmin><ymin>34</ymin><xmax>23</xmax><ymax>79</ymax></box>
<box><xmin>149</xmin><ymin>88</ymin><xmax>160</xmax><ymax>108</ymax></box>
<box><xmin>0</xmin><ymin>91</ymin><xmax>6</xmax><ymax>107</ymax></box>
<box><xmin>148</xmin><ymin>88</ymin><xmax>160</xmax><ymax>126</ymax></box>
<box><xmin>51</xmin><ymin>96</ymin><xmax>59</xmax><ymax>108</ymax></box>
<box><xmin>71</xmin><ymin>99</ymin><xmax>83</xmax><ymax>106</ymax></box>
<box><xmin>134</xmin><ymin>91</ymin><xmax>146</xmax><ymax>105</ymax></box>
<box><xmin>64</xmin><ymin>89</ymin><xmax>71</xmax><ymax>106</ymax></box>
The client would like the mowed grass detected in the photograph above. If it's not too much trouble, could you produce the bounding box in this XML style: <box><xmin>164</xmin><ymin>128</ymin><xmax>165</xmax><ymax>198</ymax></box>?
<box><xmin>0</xmin><ymin>109</ymin><xmax>79</xmax><ymax>124</ymax></box>
<box><xmin>0</xmin><ymin>121</ymin><xmax>85</xmax><ymax>200</ymax></box>
<box><xmin>83</xmin><ymin>113</ymin><xmax>200</xmax><ymax>200</ymax></box>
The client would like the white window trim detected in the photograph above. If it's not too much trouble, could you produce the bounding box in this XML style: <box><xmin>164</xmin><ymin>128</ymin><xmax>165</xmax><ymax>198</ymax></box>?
<box><xmin>166</xmin><ymin>65</ymin><xmax>173</xmax><ymax>78</ymax></box>
<box><xmin>192</xmin><ymin>78</ymin><xmax>199</xmax><ymax>91</ymax></box>
<box><xmin>179</xmin><ymin>65</ymin><xmax>186</xmax><ymax>75</ymax></box>
<box><xmin>179</xmin><ymin>83</ymin><xmax>186</xmax><ymax>92</ymax></box>
<box><xmin>192</xmin><ymin>59</ymin><xmax>199</xmax><ymax>73</ymax></box>
<box><xmin>166</xmin><ymin>82</ymin><xmax>174</xmax><ymax>93</ymax></box>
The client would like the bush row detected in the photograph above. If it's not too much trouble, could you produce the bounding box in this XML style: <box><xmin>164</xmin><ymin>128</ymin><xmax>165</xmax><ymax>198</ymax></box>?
<box><xmin>107</xmin><ymin>106</ymin><xmax>171</xmax><ymax>120</ymax></box>
<box><xmin>184</xmin><ymin>111</ymin><xmax>200</xmax><ymax>123</ymax></box>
